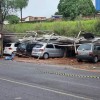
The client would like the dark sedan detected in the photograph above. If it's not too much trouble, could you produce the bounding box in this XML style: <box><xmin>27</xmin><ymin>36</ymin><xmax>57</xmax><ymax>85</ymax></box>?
<box><xmin>16</xmin><ymin>42</ymin><xmax>37</xmax><ymax>57</ymax></box>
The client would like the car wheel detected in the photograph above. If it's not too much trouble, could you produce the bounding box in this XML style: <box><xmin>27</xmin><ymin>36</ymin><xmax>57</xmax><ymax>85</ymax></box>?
<box><xmin>77</xmin><ymin>59</ymin><xmax>82</xmax><ymax>62</ymax></box>
<box><xmin>43</xmin><ymin>53</ymin><xmax>49</xmax><ymax>59</ymax></box>
<box><xmin>93</xmin><ymin>56</ymin><xmax>98</xmax><ymax>63</ymax></box>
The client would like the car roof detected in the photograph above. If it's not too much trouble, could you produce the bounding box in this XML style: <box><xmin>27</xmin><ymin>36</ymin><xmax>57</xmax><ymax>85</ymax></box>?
<box><xmin>6</xmin><ymin>42</ymin><xmax>15</xmax><ymax>44</ymax></box>
<box><xmin>79</xmin><ymin>43</ymin><xmax>92</xmax><ymax>45</ymax></box>
<box><xmin>36</xmin><ymin>42</ymin><xmax>53</xmax><ymax>45</ymax></box>
<box><xmin>79</xmin><ymin>43</ymin><xmax>100</xmax><ymax>47</ymax></box>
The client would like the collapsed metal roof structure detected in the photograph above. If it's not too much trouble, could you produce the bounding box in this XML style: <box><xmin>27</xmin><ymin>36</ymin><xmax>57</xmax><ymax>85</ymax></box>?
<box><xmin>17</xmin><ymin>30</ymin><xmax>100</xmax><ymax>45</ymax></box>
<box><xmin>3</xmin><ymin>30</ymin><xmax>100</xmax><ymax>57</ymax></box>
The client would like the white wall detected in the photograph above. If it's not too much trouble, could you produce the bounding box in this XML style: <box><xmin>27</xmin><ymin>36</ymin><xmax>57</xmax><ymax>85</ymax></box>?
<box><xmin>25</xmin><ymin>17</ymin><xmax>29</xmax><ymax>21</ymax></box>
<box><xmin>3</xmin><ymin>20</ymin><xmax>9</xmax><ymax>25</ymax></box>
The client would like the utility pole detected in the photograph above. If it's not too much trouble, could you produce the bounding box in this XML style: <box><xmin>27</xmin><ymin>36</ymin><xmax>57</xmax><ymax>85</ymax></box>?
<box><xmin>0</xmin><ymin>0</ymin><xmax>2</xmax><ymax>31</ymax></box>
<box><xmin>0</xmin><ymin>0</ymin><xmax>3</xmax><ymax>57</ymax></box>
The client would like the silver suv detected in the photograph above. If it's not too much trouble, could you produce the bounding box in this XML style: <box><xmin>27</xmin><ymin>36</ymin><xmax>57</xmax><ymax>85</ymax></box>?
<box><xmin>31</xmin><ymin>42</ymin><xmax>64</xmax><ymax>59</ymax></box>
<box><xmin>76</xmin><ymin>43</ymin><xmax>100</xmax><ymax>63</ymax></box>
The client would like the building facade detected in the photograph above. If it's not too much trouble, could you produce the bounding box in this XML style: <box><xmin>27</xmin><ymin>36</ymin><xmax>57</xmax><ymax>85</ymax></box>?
<box><xmin>22</xmin><ymin>16</ymin><xmax>47</xmax><ymax>22</ymax></box>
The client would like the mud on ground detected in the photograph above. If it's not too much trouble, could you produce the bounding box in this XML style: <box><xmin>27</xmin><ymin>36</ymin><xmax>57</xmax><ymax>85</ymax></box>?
<box><xmin>14</xmin><ymin>56</ymin><xmax>100</xmax><ymax>71</ymax></box>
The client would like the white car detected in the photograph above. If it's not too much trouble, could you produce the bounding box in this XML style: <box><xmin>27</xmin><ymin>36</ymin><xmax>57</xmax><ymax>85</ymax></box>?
<box><xmin>4</xmin><ymin>42</ymin><xmax>20</xmax><ymax>55</ymax></box>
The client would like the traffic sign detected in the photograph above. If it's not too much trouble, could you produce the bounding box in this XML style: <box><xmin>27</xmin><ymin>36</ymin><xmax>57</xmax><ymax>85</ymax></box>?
<box><xmin>92</xmin><ymin>0</ymin><xmax>100</xmax><ymax>11</ymax></box>
<box><xmin>96</xmin><ymin>0</ymin><xmax>100</xmax><ymax>11</ymax></box>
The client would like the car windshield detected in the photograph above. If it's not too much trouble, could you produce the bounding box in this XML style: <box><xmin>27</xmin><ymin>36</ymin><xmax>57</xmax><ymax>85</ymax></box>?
<box><xmin>18</xmin><ymin>43</ymin><xmax>27</xmax><ymax>49</ymax></box>
<box><xmin>35</xmin><ymin>44</ymin><xmax>43</xmax><ymax>48</ymax></box>
<box><xmin>78</xmin><ymin>44</ymin><xmax>92</xmax><ymax>50</ymax></box>
<box><xmin>5</xmin><ymin>44</ymin><xmax>11</xmax><ymax>47</ymax></box>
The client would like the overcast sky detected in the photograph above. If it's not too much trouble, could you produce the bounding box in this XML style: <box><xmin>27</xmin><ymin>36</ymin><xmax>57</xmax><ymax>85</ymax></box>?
<box><xmin>92</xmin><ymin>0</ymin><xmax>95</xmax><ymax>6</ymax></box>
<box><xmin>17</xmin><ymin>0</ymin><xmax>95</xmax><ymax>18</ymax></box>
<box><xmin>17</xmin><ymin>0</ymin><xmax>60</xmax><ymax>18</ymax></box>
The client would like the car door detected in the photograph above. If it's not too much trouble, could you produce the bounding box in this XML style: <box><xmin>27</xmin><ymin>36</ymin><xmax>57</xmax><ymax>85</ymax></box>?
<box><xmin>46</xmin><ymin>44</ymin><xmax>55</xmax><ymax>57</ymax></box>
<box><xmin>54</xmin><ymin>45</ymin><xmax>64</xmax><ymax>57</ymax></box>
<box><xmin>98</xmin><ymin>46</ymin><xmax>100</xmax><ymax>60</ymax></box>
<box><xmin>18</xmin><ymin>43</ymin><xmax>27</xmax><ymax>54</ymax></box>
<box><xmin>95</xmin><ymin>45</ymin><xmax>100</xmax><ymax>60</ymax></box>
<box><xmin>26</xmin><ymin>43</ymin><xmax>36</xmax><ymax>55</ymax></box>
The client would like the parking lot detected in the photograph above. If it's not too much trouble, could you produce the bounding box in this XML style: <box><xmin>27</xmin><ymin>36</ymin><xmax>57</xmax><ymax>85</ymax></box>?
<box><xmin>2</xmin><ymin>32</ymin><xmax>100</xmax><ymax>71</ymax></box>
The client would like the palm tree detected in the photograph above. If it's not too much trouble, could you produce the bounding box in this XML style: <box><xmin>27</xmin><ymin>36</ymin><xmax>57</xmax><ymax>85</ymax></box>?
<box><xmin>15</xmin><ymin>0</ymin><xmax>29</xmax><ymax>22</ymax></box>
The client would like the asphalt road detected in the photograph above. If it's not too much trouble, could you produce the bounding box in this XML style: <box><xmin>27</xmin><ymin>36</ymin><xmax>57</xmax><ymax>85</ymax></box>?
<box><xmin>0</xmin><ymin>60</ymin><xmax>100</xmax><ymax>100</ymax></box>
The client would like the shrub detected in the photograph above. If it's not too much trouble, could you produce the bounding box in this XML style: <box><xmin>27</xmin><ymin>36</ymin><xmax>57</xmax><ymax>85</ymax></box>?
<box><xmin>4</xmin><ymin>19</ymin><xmax>99</xmax><ymax>36</ymax></box>
<box><xmin>6</xmin><ymin>15</ymin><xmax>20</xmax><ymax>24</ymax></box>
<box><xmin>94</xmin><ymin>18</ymin><xmax>100</xmax><ymax>35</ymax></box>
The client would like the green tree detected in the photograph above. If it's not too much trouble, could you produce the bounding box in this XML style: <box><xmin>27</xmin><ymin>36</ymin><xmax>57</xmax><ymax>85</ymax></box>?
<box><xmin>57</xmin><ymin>0</ymin><xmax>96</xmax><ymax>20</ymax></box>
<box><xmin>14</xmin><ymin>0</ymin><xmax>29</xmax><ymax>22</ymax></box>
<box><xmin>0</xmin><ymin>0</ymin><xmax>16</xmax><ymax>55</ymax></box>
<box><xmin>1</xmin><ymin>0</ymin><xmax>15</xmax><ymax>23</ymax></box>
<box><xmin>6</xmin><ymin>15</ymin><xmax>20</xmax><ymax>24</ymax></box>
